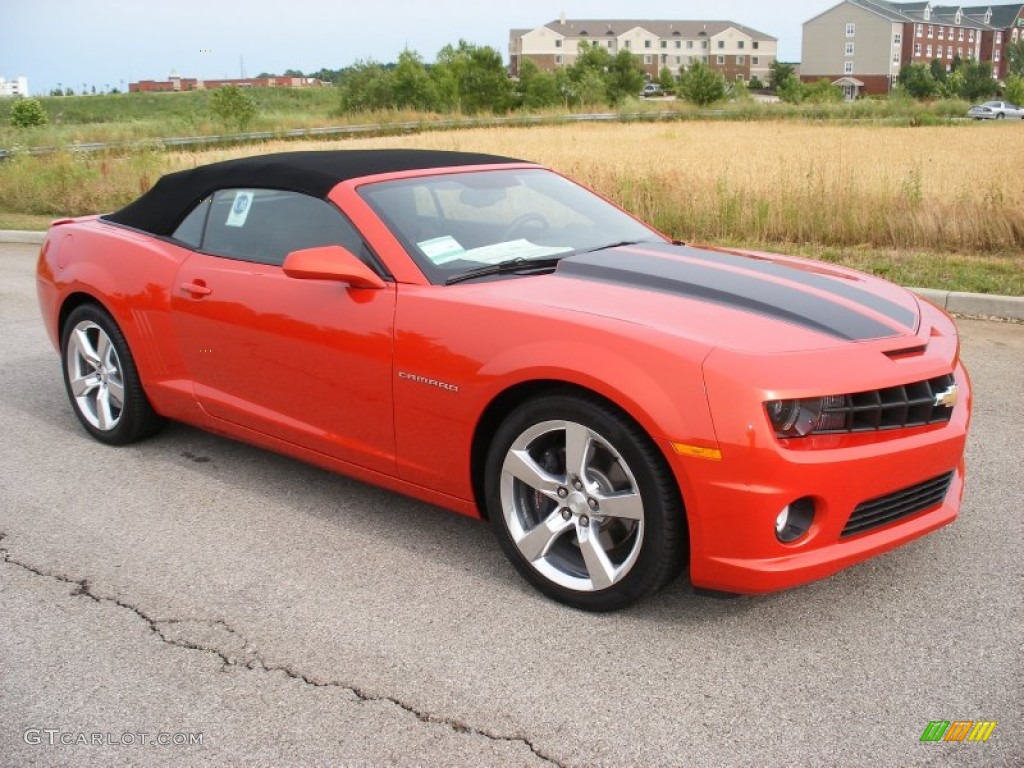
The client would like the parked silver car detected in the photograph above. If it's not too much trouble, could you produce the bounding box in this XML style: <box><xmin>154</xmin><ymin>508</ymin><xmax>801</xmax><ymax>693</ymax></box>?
<box><xmin>967</xmin><ymin>101</ymin><xmax>1024</xmax><ymax>120</ymax></box>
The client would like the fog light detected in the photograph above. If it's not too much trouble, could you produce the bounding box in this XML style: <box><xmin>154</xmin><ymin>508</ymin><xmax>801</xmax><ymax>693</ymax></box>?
<box><xmin>775</xmin><ymin>497</ymin><xmax>815</xmax><ymax>543</ymax></box>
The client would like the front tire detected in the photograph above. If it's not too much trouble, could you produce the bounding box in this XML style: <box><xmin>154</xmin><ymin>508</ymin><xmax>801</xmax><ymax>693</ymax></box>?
<box><xmin>61</xmin><ymin>304</ymin><xmax>163</xmax><ymax>445</ymax></box>
<box><xmin>485</xmin><ymin>393</ymin><xmax>686</xmax><ymax>611</ymax></box>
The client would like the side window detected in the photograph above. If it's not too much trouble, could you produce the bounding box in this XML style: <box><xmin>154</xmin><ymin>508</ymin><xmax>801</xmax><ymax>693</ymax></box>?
<box><xmin>199</xmin><ymin>189</ymin><xmax>372</xmax><ymax>267</ymax></box>
<box><xmin>171</xmin><ymin>198</ymin><xmax>211</xmax><ymax>248</ymax></box>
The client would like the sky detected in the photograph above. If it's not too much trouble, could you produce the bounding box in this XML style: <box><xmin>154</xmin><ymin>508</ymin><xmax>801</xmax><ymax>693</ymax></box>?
<box><xmin>1</xmin><ymin>0</ymin><xmax>833</xmax><ymax>95</ymax></box>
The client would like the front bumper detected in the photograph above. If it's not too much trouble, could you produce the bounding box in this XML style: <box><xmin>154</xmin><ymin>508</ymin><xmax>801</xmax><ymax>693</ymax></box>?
<box><xmin>677</xmin><ymin>323</ymin><xmax>970</xmax><ymax>594</ymax></box>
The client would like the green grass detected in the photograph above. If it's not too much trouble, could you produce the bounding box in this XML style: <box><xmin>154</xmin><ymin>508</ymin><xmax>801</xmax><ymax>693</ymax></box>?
<box><xmin>0</xmin><ymin>212</ymin><xmax>54</xmax><ymax>230</ymax></box>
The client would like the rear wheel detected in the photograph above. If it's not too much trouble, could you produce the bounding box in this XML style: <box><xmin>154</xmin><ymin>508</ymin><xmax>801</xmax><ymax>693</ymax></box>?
<box><xmin>485</xmin><ymin>393</ymin><xmax>686</xmax><ymax>611</ymax></box>
<box><xmin>61</xmin><ymin>304</ymin><xmax>163</xmax><ymax>445</ymax></box>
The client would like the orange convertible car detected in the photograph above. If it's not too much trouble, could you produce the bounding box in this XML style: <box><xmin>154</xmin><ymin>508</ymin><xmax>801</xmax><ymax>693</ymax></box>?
<box><xmin>37</xmin><ymin>150</ymin><xmax>971</xmax><ymax>610</ymax></box>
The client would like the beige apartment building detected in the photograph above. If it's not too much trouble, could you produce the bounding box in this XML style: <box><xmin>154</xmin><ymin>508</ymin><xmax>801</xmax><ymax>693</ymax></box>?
<box><xmin>802</xmin><ymin>1</ymin><xmax>1024</xmax><ymax>97</ymax></box>
<box><xmin>509</xmin><ymin>18</ymin><xmax>778</xmax><ymax>83</ymax></box>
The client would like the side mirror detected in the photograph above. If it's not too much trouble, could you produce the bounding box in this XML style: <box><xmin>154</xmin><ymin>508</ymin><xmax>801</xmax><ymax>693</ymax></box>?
<box><xmin>282</xmin><ymin>245</ymin><xmax>386</xmax><ymax>289</ymax></box>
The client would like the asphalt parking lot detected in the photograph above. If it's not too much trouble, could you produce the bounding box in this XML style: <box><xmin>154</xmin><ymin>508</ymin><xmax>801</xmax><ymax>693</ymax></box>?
<box><xmin>1</xmin><ymin>241</ymin><xmax>1021</xmax><ymax>767</ymax></box>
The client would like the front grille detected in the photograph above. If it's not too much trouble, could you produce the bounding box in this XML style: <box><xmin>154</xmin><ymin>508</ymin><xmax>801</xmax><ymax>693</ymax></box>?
<box><xmin>816</xmin><ymin>374</ymin><xmax>956</xmax><ymax>434</ymax></box>
<box><xmin>841</xmin><ymin>471</ymin><xmax>955</xmax><ymax>538</ymax></box>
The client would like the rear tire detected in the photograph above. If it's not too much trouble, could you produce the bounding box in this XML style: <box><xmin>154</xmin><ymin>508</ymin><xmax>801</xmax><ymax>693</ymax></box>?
<box><xmin>485</xmin><ymin>392</ymin><xmax>686</xmax><ymax>611</ymax></box>
<box><xmin>61</xmin><ymin>304</ymin><xmax>163</xmax><ymax>445</ymax></box>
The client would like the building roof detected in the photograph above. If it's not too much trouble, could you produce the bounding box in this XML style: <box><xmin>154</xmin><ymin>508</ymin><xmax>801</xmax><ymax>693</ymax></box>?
<box><xmin>534</xmin><ymin>19</ymin><xmax>777</xmax><ymax>41</ymax></box>
<box><xmin>959</xmin><ymin>3</ymin><xmax>1024</xmax><ymax>27</ymax></box>
<box><xmin>103</xmin><ymin>150</ymin><xmax>523</xmax><ymax>236</ymax></box>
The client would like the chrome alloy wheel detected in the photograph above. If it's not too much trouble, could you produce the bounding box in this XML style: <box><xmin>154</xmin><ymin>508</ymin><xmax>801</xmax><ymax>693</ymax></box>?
<box><xmin>65</xmin><ymin>320</ymin><xmax>125</xmax><ymax>431</ymax></box>
<box><xmin>500</xmin><ymin>419</ymin><xmax>645</xmax><ymax>592</ymax></box>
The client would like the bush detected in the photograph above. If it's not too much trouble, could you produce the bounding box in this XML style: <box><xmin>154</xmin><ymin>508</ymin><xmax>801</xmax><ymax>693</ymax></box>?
<box><xmin>208</xmin><ymin>85</ymin><xmax>257</xmax><ymax>131</ymax></box>
<box><xmin>1005</xmin><ymin>74</ymin><xmax>1024</xmax><ymax>107</ymax></box>
<box><xmin>9</xmin><ymin>98</ymin><xmax>48</xmax><ymax>128</ymax></box>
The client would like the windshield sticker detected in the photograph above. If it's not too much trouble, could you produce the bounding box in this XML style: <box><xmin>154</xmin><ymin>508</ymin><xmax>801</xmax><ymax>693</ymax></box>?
<box><xmin>226</xmin><ymin>190</ymin><xmax>254</xmax><ymax>228</ymax></box>
<box><xmin>460</xmin><ymin>240</ymin><xmax>572</xmax><ymax>265</ymax></box>
<box><xmin>418</xmin><ymin>235</ymin><xmax>466</xmax><ymax>264</ymax></box>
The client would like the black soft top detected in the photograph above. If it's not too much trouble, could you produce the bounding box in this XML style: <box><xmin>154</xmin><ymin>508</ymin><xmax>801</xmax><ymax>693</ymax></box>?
<box><xmin>102</xmin><ymin>149</ymin><xmax>524</xmax><ymax>236</ymax></box>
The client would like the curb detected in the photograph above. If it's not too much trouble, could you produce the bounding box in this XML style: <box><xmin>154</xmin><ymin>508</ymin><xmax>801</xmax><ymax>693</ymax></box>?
<box><xmin>2</xmin><ymin>230</ymin><xmax>1021</xmax><ymax>321</ymax></box>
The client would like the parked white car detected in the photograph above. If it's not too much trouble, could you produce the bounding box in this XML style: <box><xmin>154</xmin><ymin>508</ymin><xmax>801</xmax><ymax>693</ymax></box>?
<box><xmin>967</xmin><ymin>101</ymin><xmax>1024</xmax><ymax>120</ymax></box>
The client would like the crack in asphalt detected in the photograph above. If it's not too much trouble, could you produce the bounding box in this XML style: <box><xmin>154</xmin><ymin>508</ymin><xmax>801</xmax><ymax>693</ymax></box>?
<box><xmin>0</xmin><ymin>534</ymin><xmax>564</xmax><ymax>768</ymax></box>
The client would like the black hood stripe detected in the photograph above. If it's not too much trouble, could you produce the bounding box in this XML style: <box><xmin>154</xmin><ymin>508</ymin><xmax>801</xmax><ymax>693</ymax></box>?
<box><xmin>556</xmin><ymin>250</ymin><xmax>900</xmax><ymax>341</ymax></box>
<box><xmin>635</xmin><ymin>242</ymin><xmax>918</xmax><ymax>330</ymax></box>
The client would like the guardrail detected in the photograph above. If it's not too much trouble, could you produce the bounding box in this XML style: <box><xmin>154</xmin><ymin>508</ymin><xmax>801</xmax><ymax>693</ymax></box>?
<box><xmin>0</xmin><ymin>111</ymin><xmax>725</xmax><ymax>160</ymax></box>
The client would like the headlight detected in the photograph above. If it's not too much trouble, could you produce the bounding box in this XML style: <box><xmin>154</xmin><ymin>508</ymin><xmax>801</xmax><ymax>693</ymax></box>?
<box><xmin>765</xmin><ymin>396</ymin><xmax>847</xmax><ymax>437</ymax></box>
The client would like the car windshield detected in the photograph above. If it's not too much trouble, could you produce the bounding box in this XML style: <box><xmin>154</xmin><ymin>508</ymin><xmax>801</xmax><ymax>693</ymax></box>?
<box><xmin>358</xmin><ymin>168</ymin><xmax>663</xmax><ymax>284</ymax></box>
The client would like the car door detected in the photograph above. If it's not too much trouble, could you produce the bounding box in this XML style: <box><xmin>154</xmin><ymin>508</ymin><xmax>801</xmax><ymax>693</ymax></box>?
<box><xmin>168</xmin><ymin>188</ymin><xmax>397</xmax><ymax>475</ymax></box>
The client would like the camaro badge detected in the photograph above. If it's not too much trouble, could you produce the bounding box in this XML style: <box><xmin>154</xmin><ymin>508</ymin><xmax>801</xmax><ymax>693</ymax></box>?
<box><xmin>933</xmin><ymin>384</ymin><xmax>959</xmax><ymax>408</ymax></box>
<box><xmin>398</xmin><ymin>371</ymin><xmax>459</xmax><ymax>393</ymax></box>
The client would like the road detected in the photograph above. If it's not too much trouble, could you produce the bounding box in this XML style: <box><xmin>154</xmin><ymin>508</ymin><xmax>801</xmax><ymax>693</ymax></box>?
<box><xmin>1</xmin><ymin>242</ymin><xmax>1021</xmax><ymax>767</ymax></box>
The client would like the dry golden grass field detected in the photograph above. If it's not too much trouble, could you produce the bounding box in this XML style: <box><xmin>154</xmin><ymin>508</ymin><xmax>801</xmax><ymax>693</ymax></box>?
<box><xmin>1</xmin><ymin>120</ymin><xmax>1021</xmax><ymax>293</ymax></box>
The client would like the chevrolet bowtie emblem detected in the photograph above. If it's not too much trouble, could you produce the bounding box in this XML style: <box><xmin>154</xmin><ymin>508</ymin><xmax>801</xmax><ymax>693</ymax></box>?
<box><xmin>933</xmin><ymin>384</ymin><xmax>959</xmax><ymax>408</ymax></box>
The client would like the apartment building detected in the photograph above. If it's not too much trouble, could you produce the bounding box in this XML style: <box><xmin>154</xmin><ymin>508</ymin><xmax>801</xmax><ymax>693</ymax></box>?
<box><xmin>509</xmin><ymin>18</ymin><xmax>778</xmax><ymax>84</ymax></box>
<box><xmin>802</xmin><ymin>2</ymin><xmax>1023</xmax><ymax>96</ymax></box>
<box><xmin>0</xmin><ymin>77</ymin><xmax>30</xmax><ymax>98</ymax></box>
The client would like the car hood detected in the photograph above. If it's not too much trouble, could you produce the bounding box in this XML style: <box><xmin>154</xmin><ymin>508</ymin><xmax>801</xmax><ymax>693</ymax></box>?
<box><xmin>466</xmin><ymin>242</ymin><xmax>924</xmax><ymax>354</ymax></box>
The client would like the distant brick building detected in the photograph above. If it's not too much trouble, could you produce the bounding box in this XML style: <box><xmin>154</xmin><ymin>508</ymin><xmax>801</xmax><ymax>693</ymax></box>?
<box><xmin>129</xmin><ymin>73</ymin><xmax>325</xmax><ymax>93</ymax></box>
<box><xmin>801</xmin><ymin>1</ymin><xmax>1024</xmax><ymax>97</ymax></box>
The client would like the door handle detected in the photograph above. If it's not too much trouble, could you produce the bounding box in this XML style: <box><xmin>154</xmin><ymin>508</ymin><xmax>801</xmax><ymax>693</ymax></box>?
<box><xmin>180</xmin><ymin>281</ymin><xmax>212</xmax><ymax>297</ymax></box>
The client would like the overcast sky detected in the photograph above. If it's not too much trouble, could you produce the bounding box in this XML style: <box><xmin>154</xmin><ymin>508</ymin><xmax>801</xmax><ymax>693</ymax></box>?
<box><xmin>2</xmin><ymin>1</ymin><xmax>833</xmax><ymax>94</ymax></box>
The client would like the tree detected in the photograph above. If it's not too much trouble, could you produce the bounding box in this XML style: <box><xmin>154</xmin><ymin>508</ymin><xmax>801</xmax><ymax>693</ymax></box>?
<box><xmin>804</xmin><ymin>78</ymin><xmax>843</xmax><ymax>103</ymax></box>
<box><xmin>657</xmin><ymin>67</ymin><xmax>677</xmax><ymax>93</ymax></box>
<box><xmin>678</xmin><ymin>61</ymin><xmax>726</xmax><ymax>106</ymax></box>
<box><xmin>768</xmin><ymin>60</ymin><xmax>796</xmax><ymax>91</ymax></box>
<box><xmin>432</xmin><ymin>40</ymin><xmax>511</xmax><ymax>113</ymax></box>
<box><xmin>566</xmin><ymin>40</ymin><xmax>612</xmax><ymax>106</ymax></box>
<box><xmin>898</xmin><ymin>63</ymin><xmax>937</xmax><ymax>98</ymax></box>
<box><xmin>957</xmin><ymin>60</ymin><xmax>997</xmax><ymax>101</ymax></box>
<box><xmin>208</xmin><ymin>84</ymin><xmax>257</xmax><ymax>130</ymax></box>
<box><xmin>9</xmin><ymin>97</ymin><xmax>48</xmax><ymax>127</ymax></box>
<box><xmin>515</xmin><ymin>59</ymin><xmax>562</xmax><ymax>109</ymax></box>
<box><xmin>1005</xmin><ymin>74</ymin><xmax>1024</xmax><ymax>106</ymax></box>
<box><xmin>748</xmin><ymin>75</ymin><xmax>765</xmax><ymax>90</ymax></box>
<box><xmin>392</xmin><ymin>49</ymin><xmax>435</xmax><ymax>110</ymax></box>
<box><xmin>337</xmin><ymin>60</ymin><xmax>396</xmax><ymax>111</ymax></box>
<box><xmin>929</xmin><ymin>59</ymin><xmax>948</xmax><ymax>83</ymax></box>
<box><xmin>1006</xmin><ymin>39</ymin><xmax>1024</xmax><ymax>77</ymax></box>
<box><xmin>606</xmin><ymin>49</ymin><xmax>645</xmax><ymax>103</ymax></box>
<box><xmin>776</xmin><ymin>75</ymin><xmax>806</xmax><ymax>104</ymax></box>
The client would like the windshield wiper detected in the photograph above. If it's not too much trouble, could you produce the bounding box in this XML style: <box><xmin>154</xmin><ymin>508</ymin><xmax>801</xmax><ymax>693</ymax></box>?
<box><xmin>444</xmin><ymin>257</ymin><xmax>564</xmax><ymax>286</ymax></box>
<box><xmin>579</xmin><ymin>239</ymin><xmax>660</xmax><ymax>255</ymax></box>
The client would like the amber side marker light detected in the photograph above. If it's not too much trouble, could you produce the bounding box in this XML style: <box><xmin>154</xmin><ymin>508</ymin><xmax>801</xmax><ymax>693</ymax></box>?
<box><xmin>671</xmin><ymin>443</ymin><xmax>723</xmax><ymax>461</ymax></box>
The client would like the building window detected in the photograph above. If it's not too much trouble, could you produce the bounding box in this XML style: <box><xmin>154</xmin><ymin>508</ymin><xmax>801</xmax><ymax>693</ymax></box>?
<box><xmin>893</xmin><ymin>51</ymin><xmax>900</xmax><ymax>63</ymax></box>
<box><xmin>959</xmin><ymin>28</ymin><xmax>965</xmax><ymax>41</ymax></box>
<box><xmin>916</xmin><ymin>23</ymin><xmax>923</xmax><ymax>37</ymax></box>
<box><xmin>686</xmin><ymin>40</ymin><xmax>693</xmax><ymax>49</ymax></box>
<box><xmin>753</xmin><ymin>41</ymin><xmax>759</xmax><ymax>49</ymax></box>
<box><xmin>846</xmin><ymin>22</ymin><xmax>856</xmax><ymax>37</ymax></box>
<box><xmin>555</xmin><ymin>55</ymin><xmax>562</xmax><ymax>64</ymax></box>
<box><xmin>625</xmin><ymin>40</ymin><xmax>631</xmax><ymax>49</ymax></box>
<box><xmin>1013</xmin><ymin>28</ymin><xmax>1019</xmax><ymax>42</ymax></box>
<box><xmin>995</xmin><ymin>49</ymin><xmax>1001</xmax><ymax>61</ymax></box>
<box><xmin>845</xmin><ymin>42</ymin><xmax>855</xmax><ymax>55</ymax></box>
<box><xmin>645</xmin><ymin>39</ymin><xmax>652</xmax><ymax>48</ymax></box>
<box><xmin>969</xmin><ymin>29</ymin><xmax>974</xmax><ymax>42</ymax></box>
<box><xmin>661</xmin><ymin>54</ymin><xmax>667</xmax><ymax>64</ymax></box>
<box><xmin>676</xmin><ymin>56</ymin><xmax>681</xmax><ymax>63</ymax></box>
<box><xmin>644</xmin><ymin>54</ymin><xmax>652</xmax><ymax>64</ymax></box>
<box><xmin>958</xmin><ymin>46</ymin><xmax>963</xmax><ymax>58</ymax></box>
<box><xmin>996</xmin><ymin>31</ymin><xmax>1002</xmax><ymax>43</ymax></box>
<box><xmin>660</xmin><ymin>40</ymin><xmax>667</xmax><ymax>48</ymax></box>
<box><xmin>675</xmin><ymin>40</ymin><xmax>681</xmax><ymax>48</ymax></box>
<box><xmin>607</xmin><ymin>40</ymin><xmax>614</xmax><ymax>49</ymax></box>
<box><xmin>752</xmin><ymin>56</ymin><xmax>759</xmax><ymax>65</ymax></box>
<box><xmin>844</xmin><ymin>61</ymin><xmax>854</xmax><ymax>74</ymax></box>
<box><xmin>926</xmin><ymin>44</ymin><xmax>932</xmax><ymax>57</ymax></box>
<box><xmin>915</xmin><ymin>42</ymin><xmax>922</xmax><ymax>56</ymax></box>
<box><xmin>701</xmin><ymin>40</ymin><xmax>708</xmax><ymax>49</ymax></box>
<box><xmin>555</xmin><ymin>39</ymin><xmax>562</xmax><ymax>48</ymax></box>
<box><xmin>738</xmin><ymin>40</ymin><xmax>745</xmax><ymax>49</ymax></box>
<box><xmin>717</xmin><ymin>40</ymin><xmax>725</xmax><ymax>49</ymax></box>
<box><xmin>894</xmin><ymin>32</ymin><xmax>901</xmax><ymax>45</ymax></box>
<box><xmin>955</xmin><ymin>10</ymin><xmax>962</xmax><ymax>23</ymax></box>
<box><xmin>938</xmin><ymin>27</ymin><xmax>944</xmax><ymax>39</ymax></box>
<box><xmin>737</xmin><ymin>55</ymin><xmax>745</xmax><ymax>64</ymax></box>
<box><xmin>927</xmin><ymin>25</ymin><xmax>934</xmax><ymax>38</ymax></box>
<box><xmin>717</xmin><ymin>55</ymin><xmax>725</xmax><ymax>65</ymax></box>
<box><xmin>736</xmin><ymin>74</ymin><xmax>745</xmax><ymax>80</ymax></box>
<box><xmin>936</xmin><ymin>45</ymin><xmax>943</xmax><ymax>58</ymax></box>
